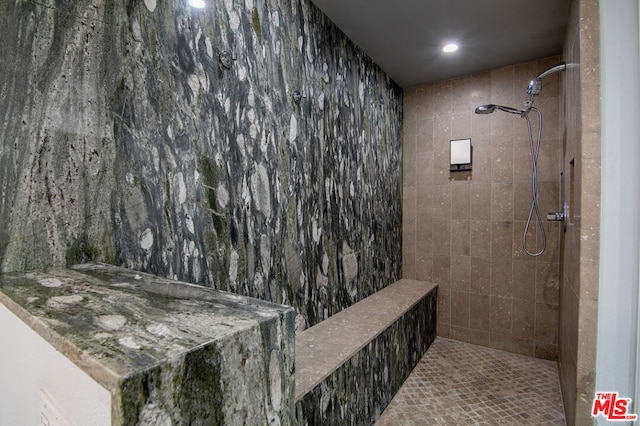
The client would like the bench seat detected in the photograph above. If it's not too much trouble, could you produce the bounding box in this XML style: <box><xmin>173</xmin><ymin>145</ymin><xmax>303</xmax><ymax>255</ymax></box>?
<box><xmin>294</xmin><ymin>279</ymin><xmax>437</xmax><ymax>425</ymax></box>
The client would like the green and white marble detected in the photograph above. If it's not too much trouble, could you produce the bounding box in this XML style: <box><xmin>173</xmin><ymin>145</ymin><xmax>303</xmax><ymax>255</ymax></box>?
<box><xmin>0</xmin><ymin>263</ymin><xmax>295</xmax><ymax>425</ymax></box>
<box><xmin>0</xmin><ymin>0</ymin><xmax>403</xmax><ymax>329</ymax></box>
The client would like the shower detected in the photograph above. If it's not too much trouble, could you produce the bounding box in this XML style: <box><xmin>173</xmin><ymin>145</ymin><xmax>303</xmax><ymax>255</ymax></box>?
<box><xmin>475</xmin><ymin>62</ymin><xmax>566</xmax><ymax>257</ymax></box>
<box><xmin>474</xmin><ymin>104</ymin><xmax>522</xmax><ymax>115</ymax></box>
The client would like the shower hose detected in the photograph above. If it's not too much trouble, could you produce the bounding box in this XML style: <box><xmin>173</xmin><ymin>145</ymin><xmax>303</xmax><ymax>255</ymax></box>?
<box><xmin>523</xmin><ymin>107</ymin><xmax>546</xmax><ymax>257</ymax></box>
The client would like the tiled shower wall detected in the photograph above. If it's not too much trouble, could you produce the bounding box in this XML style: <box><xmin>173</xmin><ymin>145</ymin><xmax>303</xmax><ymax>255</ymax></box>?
<box><xmin>402</xmin><ymin>57</ymin><xmax>562</xmax><ymax>360</ymax></box>
<box><xmin>0</xmin><ymin>0</ymin><xmax>403</xmax><ymax>329</ymax></box>
<box><xmin>559</xmin><ymin>0</ymin><xmax>601</xmax><ymax>424</ymax></box>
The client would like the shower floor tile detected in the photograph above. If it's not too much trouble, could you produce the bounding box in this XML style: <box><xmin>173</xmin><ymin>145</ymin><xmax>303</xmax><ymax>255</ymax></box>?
<box><xmin>376</xmin><ymin>338</ymin><xmax>566</xmax><ymax>425</ymax></box>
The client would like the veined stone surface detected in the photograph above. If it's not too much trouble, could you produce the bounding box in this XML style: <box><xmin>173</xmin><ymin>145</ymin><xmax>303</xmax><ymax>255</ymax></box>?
<box><xmin>0</xmin><ymin>263</ymin><xmax>295</xmax><ymax>424</ymax></box>
<box><xmin>0</xmin><ymin>0</ymin><xmax>403</xmax><ymax>328</ymax></box>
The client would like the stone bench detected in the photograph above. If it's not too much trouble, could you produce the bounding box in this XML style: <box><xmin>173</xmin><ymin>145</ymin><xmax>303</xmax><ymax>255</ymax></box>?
<box><xmin>294</xmin><ymin>279</ymin><xmax>438</xmax><ymax>425</ymax></box>
<box><xmin>0</xmin><ymin>263</ymin><xmax>295</xmax><ymax>425</ymax></box>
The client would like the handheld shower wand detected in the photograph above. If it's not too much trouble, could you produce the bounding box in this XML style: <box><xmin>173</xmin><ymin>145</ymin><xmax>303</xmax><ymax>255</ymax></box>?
<box><xmin>474</xmin><ymin>103</ymin><xmax>546</xmax><ymax>256</ymax></box>
<box><xmin>474</xmin><ymin>62</ymin><xmax>567</xmax><ymax>256</ymax></box>
<box><xmin>474</xmin><ymin>104</ymin><xmax>523</xmax><ymax>116</ymax></box>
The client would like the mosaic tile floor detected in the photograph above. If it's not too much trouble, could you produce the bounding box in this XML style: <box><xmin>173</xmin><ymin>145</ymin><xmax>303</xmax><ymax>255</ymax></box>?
<box><xmin>376</xmin><ymin>338</ymin><xmax>566</xmax><ymax>425</ymax></box>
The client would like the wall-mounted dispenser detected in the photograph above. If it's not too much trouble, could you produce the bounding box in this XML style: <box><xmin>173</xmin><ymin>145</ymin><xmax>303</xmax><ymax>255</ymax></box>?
<box><xmin>450</xmin><ymin>138</ymin><xmax>472</xmax><ymax>171</ymax></box>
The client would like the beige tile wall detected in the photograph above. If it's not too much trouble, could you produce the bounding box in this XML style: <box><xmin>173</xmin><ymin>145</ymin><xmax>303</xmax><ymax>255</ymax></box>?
<box><xmin>559</xmin><ymin>0</ymin><xmax>601</xmax><ymax>424</ymax></box>
<box><xmin>403</xmin><ymin>57</ymin><xmax>563</xmax><ymax>360</ymax></box>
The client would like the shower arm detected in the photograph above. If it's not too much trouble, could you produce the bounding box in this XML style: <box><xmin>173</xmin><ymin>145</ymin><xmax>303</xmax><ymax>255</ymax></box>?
<box><xmin>536</xmin><ymin>62</ymin><xmax>568</xmax><ymax>80</ymax></box>
<box><xmin>524</xmin><ymin>62</ymin><xmax>567</xmax><ymax>109</ymax></box>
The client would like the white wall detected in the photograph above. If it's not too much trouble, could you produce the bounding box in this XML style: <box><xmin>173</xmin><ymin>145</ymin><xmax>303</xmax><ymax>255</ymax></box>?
<box><xmin>596</xmin><ymin>0</ymin><xmax>640</xmax><ymax>418</ymax></box>
<box><xmin>637</xmin><ymin>0</ymin><xmax>640</xmax><ymax>412</ymax></box>
<box><xmin>0</xmin><ymin>304</ymin><xmax>111</xmax><ymax>426</ymax></box>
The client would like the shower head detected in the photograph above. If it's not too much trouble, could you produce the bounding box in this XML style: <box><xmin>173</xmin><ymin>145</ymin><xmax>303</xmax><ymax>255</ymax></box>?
<box><xmin>526</xmin><ymin>62</ymin><xmax>567</xmax><ymax>97</ymax></box>
<box><xmin>474</xmin><ymin>105</ymin><xmax>495</xmax><ymax>114</ymax></box>
<box><xmin>474</xmin><ymin>104</ymin><xmax>523</xmax><ymax>116</ymax></box>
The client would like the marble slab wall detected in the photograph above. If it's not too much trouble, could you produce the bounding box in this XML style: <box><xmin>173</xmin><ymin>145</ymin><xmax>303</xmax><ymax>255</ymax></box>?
<box><xmin>0</xmin><ymin>0</ymin><xmax>403</xmax><ymax>328</ymax></box>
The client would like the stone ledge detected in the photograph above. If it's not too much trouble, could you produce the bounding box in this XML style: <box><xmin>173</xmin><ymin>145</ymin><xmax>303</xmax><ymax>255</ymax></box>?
<box><xmin>0</xmin><ymin>263</ymin><xmax>295</xmax><ymax>425</ymax></box>
<box><xmin>294</xmin><ymin>279</ymin><xmax>437</xmax><ymax>424</ymax></box>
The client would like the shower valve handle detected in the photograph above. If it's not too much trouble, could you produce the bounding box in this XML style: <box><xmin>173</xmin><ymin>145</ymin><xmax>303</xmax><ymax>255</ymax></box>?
<box><xmin>546</xmin><ymin>212</ymin><xmax>565</xmax><ymax>221</ymax></box>
<box><xmin>547</xmin><ymin>212</ymin><xmax>564</xmax><ymax>232</ymax></box>
<box><xmin>546</xmin><ymin>202</ymin><xmax>570</xmax><ymax>232</ymax></box>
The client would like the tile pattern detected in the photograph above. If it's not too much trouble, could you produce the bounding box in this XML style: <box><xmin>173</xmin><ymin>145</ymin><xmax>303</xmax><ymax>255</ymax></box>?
<box><xmin>377</xmin><ymin>338</ymin><xmax>566</xmax><ymax>425</ymax></box>
<box><xmin>559</xmin><ymin>0</ymin><xmax>602</xmax><ymax>424</ymax></box>
<box><xmin>402</xmin><ymin>57</ymin><xmax>562</xmax><ymax>360</ymax></box>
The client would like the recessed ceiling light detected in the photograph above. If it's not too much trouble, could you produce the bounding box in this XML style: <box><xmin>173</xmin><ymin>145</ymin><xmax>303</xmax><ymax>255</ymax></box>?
<box><xmin>443</xmin><ymin>43</ymin><xmax>459</xmax><ymax>53</ymax></box>
<box><xmin>188</xmin><ymin>0</ymin><xmax>206</xmax><ymax>8</ymax></box>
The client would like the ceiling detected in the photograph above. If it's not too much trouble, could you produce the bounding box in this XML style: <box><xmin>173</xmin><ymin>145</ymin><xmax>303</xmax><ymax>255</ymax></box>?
<box><xmin>309</xmin><ymin>0</ymin><xmax>571</xmax><ymax>88</ymax></box>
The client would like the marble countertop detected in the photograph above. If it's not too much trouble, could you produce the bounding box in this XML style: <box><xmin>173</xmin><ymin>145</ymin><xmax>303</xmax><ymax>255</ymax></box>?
<box><xmin>0</xmin><ymin>263</ymin><xmax>293</xmax><ymax>392</ymax></box>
